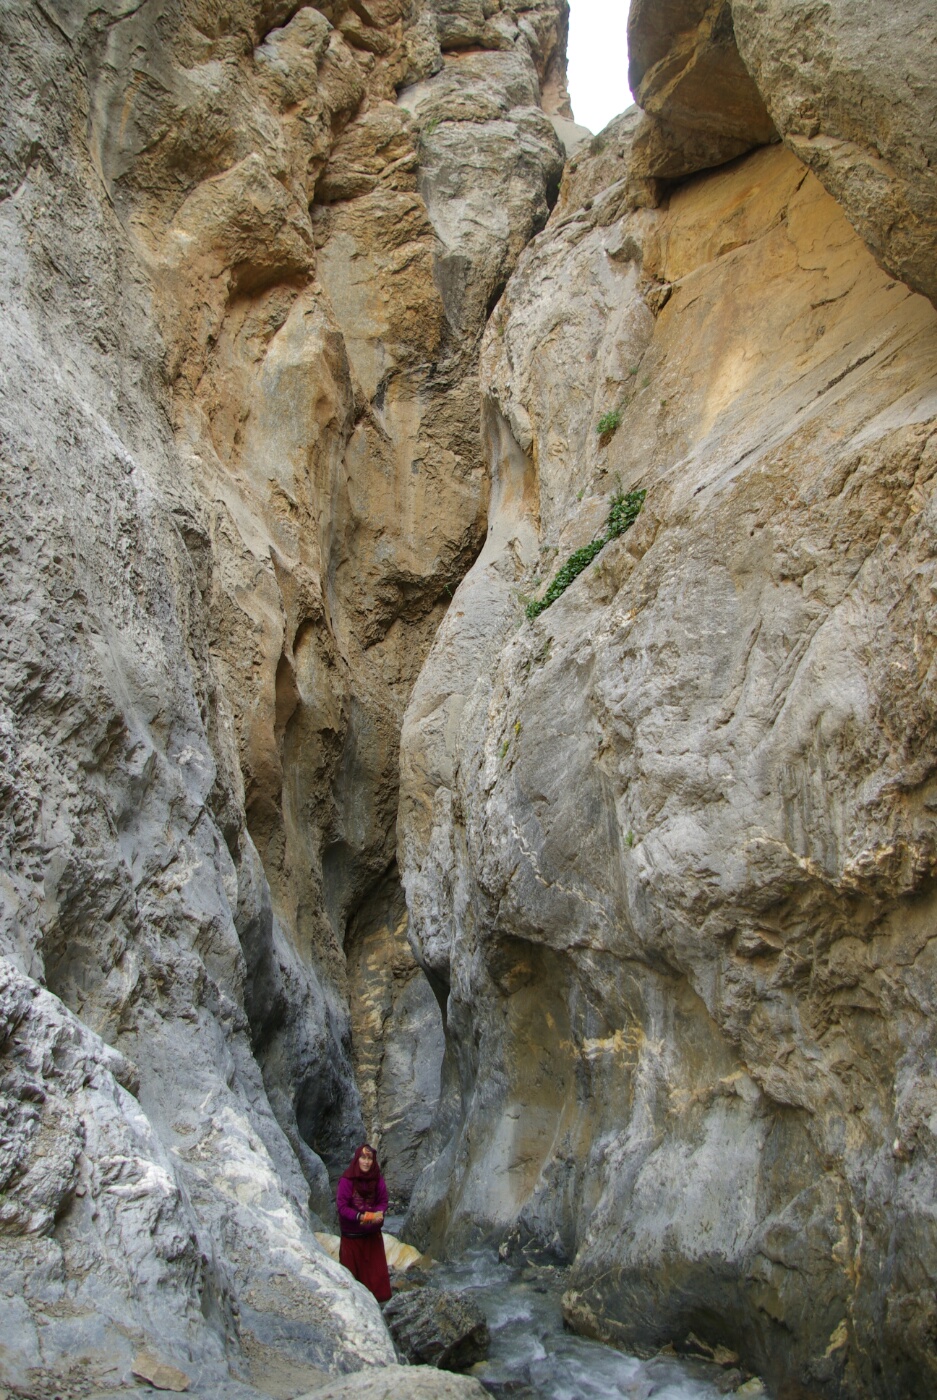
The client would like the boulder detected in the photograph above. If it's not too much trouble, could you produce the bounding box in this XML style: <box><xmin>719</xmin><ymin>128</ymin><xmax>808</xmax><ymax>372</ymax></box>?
<box><xmin>627</xmin><ymin>0</ymin><xmax>777</xmax><ymax>181</ymax></box>
<box><xmin>731</xmin><ymin>0</ymin><xmax>937</xmax><ymax>306</ymax></box>
<box><xmin>314</xmin><ymin>1233</ymin><xmax>427</xmax><ymax>1272</ymax></box>
<box><xmin>297</xmin><ymin>1365</ymin><xmax>489</xmax><ymax>1399</ymax></box>
<box><xmin>382</xmin><ymin>1289</ymin><xmax>490</xmax><ymax>1371</ymax></box>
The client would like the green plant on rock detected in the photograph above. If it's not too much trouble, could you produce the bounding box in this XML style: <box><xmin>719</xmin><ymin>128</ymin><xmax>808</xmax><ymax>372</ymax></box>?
<box><xmin>606</xmin><ymin>486</ymin><xmax>646</xmax><ymax>538</ymax></box>
<box><xmin>525</xmin><ymin>488</ymin><xmax>646</xmax><ymax>621</ymax></box>
<box><xmin>597</xmin><ymin>408</ymin><xmax>622</xmax><ymax>437</ymax></box>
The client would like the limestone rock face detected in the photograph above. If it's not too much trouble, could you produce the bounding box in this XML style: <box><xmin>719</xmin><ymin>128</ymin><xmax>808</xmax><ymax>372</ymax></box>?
<box><xmin>625</xmin><ymin>0</ymin><xmax>937</xmax><ymax>310</ymax></box>
<box><xmin>730</xmin><ymin>0</ymin><xmax>937</xmax><ymax>308</ymax></box>
<box><xmin>399</xmin><ymin>107</ymin><xmax>937</xmax><ymax>1400</ymax></box>
<box><xmin>0</xmin><ymin>0</ymin><xmax>567</xmax><ymax>1388</ymax></box>
<box><xmin>346</xmin><ymin>870</ymin><xmax>445</xmax><ymax>1203</ymax></box>
<box><xmin>0</xmin><ymin>960</ymin><xmax>391</xmax><ymax>1396</ymax></box>
<box><xmin>627</xmin><ymin>0</ymin><xmax>777</xmax><ymax>182</ymax></box>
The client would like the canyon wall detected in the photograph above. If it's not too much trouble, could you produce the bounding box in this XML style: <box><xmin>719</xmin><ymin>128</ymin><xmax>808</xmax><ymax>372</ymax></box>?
<box><xmin>399</xmin><ymin>6</ymin><xmax>937</xmax><ymax>1400</ymax></box>
<box><xmin>0</xmin><ymin>0</ymin><xmax>566</xmax><ymax>1391</ymax></box>
<box><xmin>5</xmin><ymin>0</ymin><xmax>937</xmax><ymax>1396</ymax></box>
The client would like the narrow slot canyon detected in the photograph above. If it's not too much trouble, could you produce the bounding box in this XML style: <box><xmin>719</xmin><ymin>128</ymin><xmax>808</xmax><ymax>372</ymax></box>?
<box><xmin>2</xmin><ymin>3</ymin><xmax>937</xmax><ymax>1400</ymax></box>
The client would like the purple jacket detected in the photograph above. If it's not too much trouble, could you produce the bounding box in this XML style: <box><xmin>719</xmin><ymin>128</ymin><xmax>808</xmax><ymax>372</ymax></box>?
<box><xmin>336</xmin><ymin>1173</ymin><xmax>388</xmax><ymax>1237</ymax></box>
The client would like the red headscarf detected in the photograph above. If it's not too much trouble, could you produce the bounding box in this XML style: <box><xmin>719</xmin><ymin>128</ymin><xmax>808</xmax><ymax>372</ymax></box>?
<box><xmin>341</xmin><ymin>1143</ymin><xmax>382</xmax><ymax>1209</ymax></box>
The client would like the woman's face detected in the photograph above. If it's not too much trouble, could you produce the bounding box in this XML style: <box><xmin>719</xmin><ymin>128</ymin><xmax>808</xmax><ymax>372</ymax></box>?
<box><xmin>359</xmin><ymin>1147</ymin><xmax>374</xmax><ymax>1171</ymax></box>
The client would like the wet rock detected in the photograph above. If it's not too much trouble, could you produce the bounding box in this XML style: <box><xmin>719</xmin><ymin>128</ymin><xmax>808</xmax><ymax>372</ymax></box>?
<box><xmin>382</xmin><ymin>1288</ymin><xmax>490</xmax><ymax>1371</ymax></box>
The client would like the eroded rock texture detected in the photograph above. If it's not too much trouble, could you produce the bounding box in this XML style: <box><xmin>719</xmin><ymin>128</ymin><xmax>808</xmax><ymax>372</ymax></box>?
<box><xmin>625</xmin><ymin>0</ymin><xmax>937</xmax><ymax>310</ymax></box>
<box><xmin>0</xmin><ymin>0</ymin><xmax>566</xmax><ymax>1390</ymax></box>
<box><xmin>7</xmin><ymin>0</ymin><xmax>937</xmax><ymax>1393</ymax></box>
<box><xmin>399</xmin><ymin>16</ymin><xmax>937</xmax><ymax>1400</ymax></box>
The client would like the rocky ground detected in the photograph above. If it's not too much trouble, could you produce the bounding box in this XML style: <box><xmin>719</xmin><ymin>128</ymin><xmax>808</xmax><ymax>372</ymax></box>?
<box><xmin>3</xmin><ymin>0</ymin><xmax>937</xmax><ymax>1397</ymax></box>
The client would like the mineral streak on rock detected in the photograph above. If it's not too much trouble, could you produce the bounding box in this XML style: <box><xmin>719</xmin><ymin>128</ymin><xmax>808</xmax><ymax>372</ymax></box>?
<box><xmin>399</xmin><ymin>13</ymin><xmax>937</xmax><ymax>1398</ymax></box>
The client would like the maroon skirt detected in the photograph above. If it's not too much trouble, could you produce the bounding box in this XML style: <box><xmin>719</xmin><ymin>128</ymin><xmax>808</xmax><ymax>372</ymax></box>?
<box><xmin>339</xmin><ymin>1232</ymin><xmax>391</xmax><ymax>1303</ymax></box>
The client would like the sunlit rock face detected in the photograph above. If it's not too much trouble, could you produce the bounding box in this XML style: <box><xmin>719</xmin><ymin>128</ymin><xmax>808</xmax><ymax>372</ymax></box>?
<box><xmin>399</xmin><ymin>46</ymin><xmax>937</xmax><ymax>1400</ymax></box>
<box><xmin>0</xmin><ymin>0</ymin><xmax>566</xmax><ymax>1389</ymax></box>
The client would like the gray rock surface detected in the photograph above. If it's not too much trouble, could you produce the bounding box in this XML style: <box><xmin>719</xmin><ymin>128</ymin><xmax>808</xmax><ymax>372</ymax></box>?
<box><xmin>346</xmin><ymin>872</ymin><xmax>445</xmax><ymax>1204</ymax></box>
<box><xmin>297</xmin><ymin>1365</ymin><xmax>489</xmax><ymax>1399</ymax></box>
<box><xmin>627</xmin><ymin>0</ymin><xmax>777</xmax><ymax>182</ymax></box>
<box><xmin>382</xmin><ymin>1288</ymin><xmax>490</xmax><ymax>1370</ymax></box>
<box><xmin>0</xmin><ymin>0</ymin><xmax>570</xmax><ymax>1388</ymax></box>
<box><xmin>0</xmin><ymin>959</ymin><xmax>388</xmax><ymax>1396</ymax></box>
<box><xmin>399</xmin><ymin>99</ymin><xmax>937</xmax><ymax>1400</ymax></box>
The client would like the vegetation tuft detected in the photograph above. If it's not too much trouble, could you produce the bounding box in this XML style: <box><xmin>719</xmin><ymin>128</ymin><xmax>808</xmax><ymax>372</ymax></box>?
<box><xmin>597</xmin><ymin>409</ymin><xmax>622</xmax><ymax>437</ymax></box>
<box><xmin>525</xmin><ymin>488</ymin><xmax>646</xmax><ymax>621</ymax></box>
<box><xmin>606</xmin><ymin>487</ymin><xmax>646</xmax><ymax>538</ymax></box>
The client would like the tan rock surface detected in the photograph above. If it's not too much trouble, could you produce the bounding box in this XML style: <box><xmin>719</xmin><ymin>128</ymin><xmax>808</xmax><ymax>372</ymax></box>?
<box><xmin>297</xmin><ymin>1365</ymin><xmax>489</xmax><ymax>1400</ymax></box>
<box><xmin>400</xmin><ymin>123</ymin><xmax>937</xmax><ymax>1397</ymax></box>
<box><xmin>731</xmin><ymin>0</ymin><xmax>937</xmax><ymax>308</ymax></box>
<box><xmin>625</xmin><ymin>0</ymin><xmax>937</xmax><ymax>308</ymax></box>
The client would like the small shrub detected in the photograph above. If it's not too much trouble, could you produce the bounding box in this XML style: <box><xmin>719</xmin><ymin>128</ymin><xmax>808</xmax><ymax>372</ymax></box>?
<box><xmin>525</xmin><ymin>488</ymin><xmax>647</xmax><ymax>621</ymax></box>
<box><xmin>525</xmin><ymin>539</ymin><xmax>604</xmax><ymax>619</ymax></box>
<box><xmin>625</xmin><ymin>830</ymin><xmax>635</xmax><ymax>848</ymax></box>
<box><xmin>606</xmin><ymin>487</ymin><xmax>647</xmax><ymax>539</ymax></box>
<box><xmin>597</xmin><ymin>409</ymin><xmax>622</xmax><ymax>437</ymax></box>
<box><xmin>423</xmin><ymin>114</ymin><xmax>441</xmax><ymax>135</ymax></box>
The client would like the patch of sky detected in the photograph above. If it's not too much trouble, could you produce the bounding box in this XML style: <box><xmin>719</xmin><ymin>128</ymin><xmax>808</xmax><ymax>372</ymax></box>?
<box><xmin>567</xmin><ymin>0</ymin><xmax>635</xmax><ymax>135</ymax></box>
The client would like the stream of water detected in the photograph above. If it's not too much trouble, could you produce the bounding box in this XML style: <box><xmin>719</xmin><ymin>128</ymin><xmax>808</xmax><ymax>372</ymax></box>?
<box><xmin>426</xmin><ymin>1246</ymin><xmax>744</xmax><ymax>1400</ymax></box>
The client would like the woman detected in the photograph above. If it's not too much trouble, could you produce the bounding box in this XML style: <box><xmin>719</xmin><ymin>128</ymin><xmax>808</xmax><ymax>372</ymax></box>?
<box><xmin>336</xmin><ymin>1143</ymin><xmax>391</xmax><ymax>1303</ymax></box>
